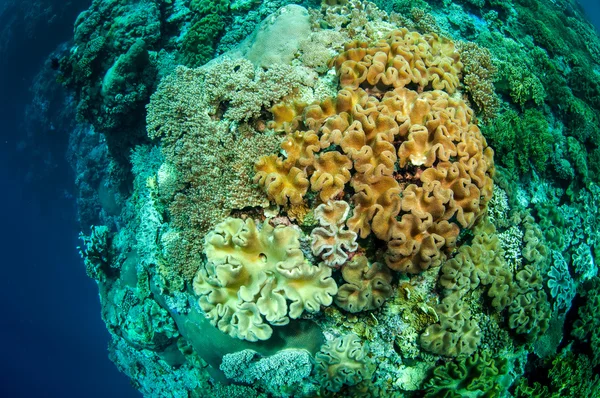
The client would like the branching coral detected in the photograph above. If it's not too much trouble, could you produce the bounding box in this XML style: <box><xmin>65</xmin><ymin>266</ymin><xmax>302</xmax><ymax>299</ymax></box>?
<box><xmin>310</xmin><ymin>200</ymin><xmax>358</xmax><ymax>267</ymax></box>
<box><xmin>455</xmin><ymin>40</ymin><xmax>499</xmax><ymax>121</ymax></box>
<box><xmin>147</xmin><ymin>59</ymin><xmax>306</xmax><ymax>281</ymax></box>
<box><xmin>335</xmin><ymin>254</ymin><xmax>393</xmax><ymax>313</ymax></box>
<box><xmin>220</xmin><ymin>349</ymin><xmax>317</xmax><ymax>397</ymax></box>
<box><xmin>193</xmin><ymin>217</ymin><xmax>338</xmax><ymax>341</ymax></box>
<box><xmin>77</xmin><ymin>226</ymin><xmax>111</xmax><ymax>281</ymax></box>
<box><xmin>315</xmin><ymin>333</ymin><xmax>374</xmax><ymax>393</ymax></box>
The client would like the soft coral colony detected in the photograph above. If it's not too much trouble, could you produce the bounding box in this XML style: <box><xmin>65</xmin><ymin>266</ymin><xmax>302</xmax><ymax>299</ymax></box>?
<box><xmin>69</xmin><ymin>0</ymin><xmax>600</xmax><ymax>397</ymax></box>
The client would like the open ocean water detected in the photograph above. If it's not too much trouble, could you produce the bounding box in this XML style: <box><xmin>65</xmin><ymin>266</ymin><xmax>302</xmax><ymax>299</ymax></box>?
<box><xmin>1</xmin><ymin>1</ymin><xmax>599</xmax><ymax>397</ymax></box>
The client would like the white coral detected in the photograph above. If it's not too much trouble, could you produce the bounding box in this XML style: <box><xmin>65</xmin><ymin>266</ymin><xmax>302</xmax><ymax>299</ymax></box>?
<box><xmin>310</xmin><ymin>200</ymin><xmax>358</xmax><ymax>267</ymax></box>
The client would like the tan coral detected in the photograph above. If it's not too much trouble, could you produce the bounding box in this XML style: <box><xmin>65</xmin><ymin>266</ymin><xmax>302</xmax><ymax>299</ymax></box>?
<box><xmin>193</xmin><ymin>217</ymin><xmax>337</xmax><ymax>341</ymax></box>
<box><xmin>347</xmin><ymin>173</ymin><xmax>402</xmax><ymax>241</ymax></box>
<box><xmin>335</xmin><ymin>255</ymin><xmax>393</xmax><ymax>312</ymax></box>
<box><xmin>386</xmin><ymin>214</ymin><xmax>459</xmax><ymax>273</ymax></box>
<box><xmin>280</xmin><ymin>130</ymin><xmax>320</xmax><ymax>167</ymax></box>
<box><xmin>311</xmin><ymin>200</ymin><xmax>358</xmax><ymax>267</ymax></box>
<box><xmin>269</xmin><ymin>100</ymin><xmax>307</xmax><ymax>133</ymax></box>
<box><xmin>315</xmin><ymin>333</ymin><xmax>374</xmax><ymax>393</ymax></box>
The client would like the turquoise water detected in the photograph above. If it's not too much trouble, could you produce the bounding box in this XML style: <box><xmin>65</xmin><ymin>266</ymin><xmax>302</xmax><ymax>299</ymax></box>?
<box><xmin>2</xmin><ymin>0</ymin><xmax>600</xmax><ymax>397</ymax></box>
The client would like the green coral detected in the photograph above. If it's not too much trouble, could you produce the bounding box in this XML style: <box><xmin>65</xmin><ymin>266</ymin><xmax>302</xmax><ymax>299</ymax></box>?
<box><xmin>315</xmin><ymin>334</ymin><xmax>374</xmax><ymax>393</ymax></box>
<box><xmin>572</xmin><ymin>278</ymin><xmax>600</xmax><ymax>366</ymax></box>
<box><xmin>181</xmin><ymin>13</ymin><xmax>227</xmax><ymax>67</ymax></box>
<box><xmin>515</xmin><ymin>346</ymin><xmax>600</xmax><ymax>397</ymax></box>
<box><xmin>424</xmin><ymin>350</ymin><xmax>511</xmax><ymax>398</ymax></box>
<box><xmin>180</xmin><ymin>0</ymin><xmax>233</xmax><ymax>67</ymax></box>
<box><xmin>546</xmin><ymin>251</ymin><xmax>576</xmax><ymax>313</ymax></box>
<box><xmin>484</xmin><ymin>107</ymin><xmax>552</xmax><ymax>176</ymax></box>
<box><xmin>78</xmin><ymin>225</ymin><xmax>113</xmax><ymax>281</ymax></box>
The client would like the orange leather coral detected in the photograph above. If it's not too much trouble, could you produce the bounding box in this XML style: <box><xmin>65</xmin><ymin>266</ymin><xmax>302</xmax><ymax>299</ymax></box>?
<box><xmin>255</xmin><ymin>29</ymin><xmax>493</xmax><ymax>274</ymax></box>
<box><xmin>254</xmin><ymin>155</ymin><xmax>309</xmax><ymax>205</ymax></box>
<box><xmin>311</xmin><ymin>151</ymin><xmax>353</xmax><ymax>202</ymax></box>
<box><xmin>332</xmin><ymin>29</ymin><xmax>463</xmax><ymax>94</ymax></box>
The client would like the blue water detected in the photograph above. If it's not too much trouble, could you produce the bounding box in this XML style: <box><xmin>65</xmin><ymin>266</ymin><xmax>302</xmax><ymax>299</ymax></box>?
<box><xmin>581</xmin><ymin>0</ymin><xmax>600</xmax><ymax>30</ymax></box>
<box><xmin>0</xmin><ymin>0</ymin><xmax>138</xmax><ymax>396</ymax></box>
<box><xmin>0</xmin><ymin>0</ymin><xmax>599</xmax><ymax>397</ymax></box>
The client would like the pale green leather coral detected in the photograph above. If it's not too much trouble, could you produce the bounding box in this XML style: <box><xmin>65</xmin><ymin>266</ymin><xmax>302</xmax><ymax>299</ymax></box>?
<box><xmin>193</xmin><ymin>217</ymin><xmax>338</xmax><ymax>341</ymax></box>
<box><xmin>335</xmin><ymin>254</ymin><xmax>393</xmax><ymax>313</ymax></box>
<box><xmin>315</xmin><ymin>333</ymin><xmax>373</xmax><ymax>393</ymax></box>
<box><xmin>420</xmin><ymin>295</ymin><xmax>482</xmax><ymax>357</ymax></box>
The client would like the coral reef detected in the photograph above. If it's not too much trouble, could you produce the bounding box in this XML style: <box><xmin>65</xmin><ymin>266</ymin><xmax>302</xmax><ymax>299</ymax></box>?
<box><xmin>63</xmin><ymin>0</ymin><xmax>600</xmax><ymax>396</ymax></box>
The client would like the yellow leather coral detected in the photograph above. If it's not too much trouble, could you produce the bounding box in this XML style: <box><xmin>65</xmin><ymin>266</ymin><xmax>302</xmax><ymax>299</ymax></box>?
<box><xmin>193</xmin><ymin>217</ymin><xmax>338</xmax><ymax>342</ymax></box>
<box><xmin>255</xmin><ymin>29</ymin><xmax>494</xmax><ymax>275</ymax></box>
<box><xmin>254</xmin><ymin>155</ymin><xmax>309</xmax><ymax>206</ymax></box>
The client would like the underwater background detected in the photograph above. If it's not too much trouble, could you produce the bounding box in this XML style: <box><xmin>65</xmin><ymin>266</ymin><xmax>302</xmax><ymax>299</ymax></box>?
<box><xmin>1</xmin><ymin>0</ymin><xmax>600</xmax><ymax>397</ymax></box>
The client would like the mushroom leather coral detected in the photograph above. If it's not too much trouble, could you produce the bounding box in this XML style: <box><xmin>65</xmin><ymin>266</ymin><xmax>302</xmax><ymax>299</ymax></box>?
<box><xmin>256</xmin><ymin>29</ymin><xmax>494</xmax><ymax>274</ymax></box>
<box><xmin>315</xmin><ymin>333</ymin><xmax>373</xmax><ymax>392</ymax></box>
<box><xmin>193</xmin><ymin>217</ymin><xmax>338</xmax><ymax>342</ymax></box>
<box><xmin>420</xmin><ymin>295</ymin><xmax>482</xmax><ymax>357</ymax></box>
<box><xmin>335</xmin><ymin>254</ymin><xmax>393</xmax><ymax>313</ymax></box>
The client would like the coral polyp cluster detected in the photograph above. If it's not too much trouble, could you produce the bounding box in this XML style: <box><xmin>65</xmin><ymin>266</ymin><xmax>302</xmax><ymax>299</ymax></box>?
<box><xmin>256</xmin><ymin>29</ymin><xmax>494</xmax><ymax>274</ymax></box>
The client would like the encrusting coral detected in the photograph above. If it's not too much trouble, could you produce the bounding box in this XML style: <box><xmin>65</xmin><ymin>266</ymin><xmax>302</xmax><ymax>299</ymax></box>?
<box><xmin>193</xmin><ymin>217</ymin><xmax>338</xmax><ymax>341</ymax></box>
<box><xmin>256</xmin><ymin>28</ymin><xmax>495</xmax><ymax>275</ymax></box>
